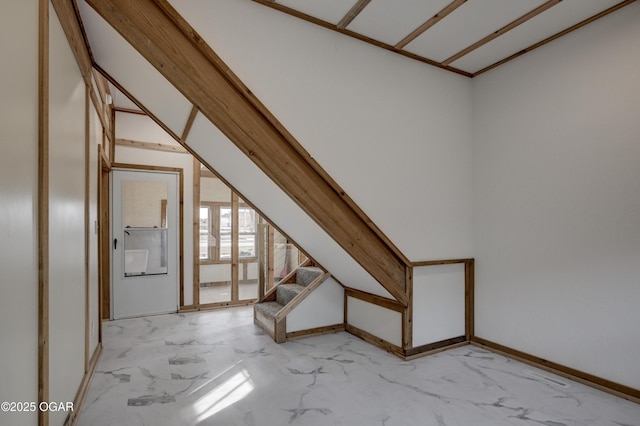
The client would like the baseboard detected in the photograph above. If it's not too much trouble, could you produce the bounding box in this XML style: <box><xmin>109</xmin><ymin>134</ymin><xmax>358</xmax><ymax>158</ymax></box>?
<box><xmin>64</xmin><ymin>342</ymin><xmax>103</xmax><ymax>426</ymax></box>
<box><xmin>345</xmin><ymin>324</ymin><xmax>404</xmax><ymax>358</ymax></box>
<box><xmin>286</xmin><ymin>323</ymin><xmax>345</xmax><ymax>340</ymax></box>
<box><xmin>404</xmin><ymin>336</ymin><xmax>468</xmax><ymax>360</ymax></box>
<box><xmin>471</xmin><ymin>336</ymin><xmax>640</xmax><ymax>405</ymax></box>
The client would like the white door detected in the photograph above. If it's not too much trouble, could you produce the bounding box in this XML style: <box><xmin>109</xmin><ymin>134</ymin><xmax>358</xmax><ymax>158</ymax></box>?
<box><xmin>111</xmin><ymin>169</ymin><xmax>179</xmax><ymax>319</ymax></box>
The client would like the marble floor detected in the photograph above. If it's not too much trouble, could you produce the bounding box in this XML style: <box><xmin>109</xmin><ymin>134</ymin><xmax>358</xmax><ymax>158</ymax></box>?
<box><xmin>78</xmin><ymin>307</ymin><xmax>640</xmax><ymax>426</ymax></box>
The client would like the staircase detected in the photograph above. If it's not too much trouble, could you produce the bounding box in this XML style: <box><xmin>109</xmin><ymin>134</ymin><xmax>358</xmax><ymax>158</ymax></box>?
<box><xmin>254</xmin><ymin>266</ymin><xmax>329</xmax><ymax>343</ymax></box>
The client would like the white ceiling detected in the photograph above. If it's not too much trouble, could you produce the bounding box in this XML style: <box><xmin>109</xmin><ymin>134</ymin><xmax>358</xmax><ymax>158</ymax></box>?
<box><xmin>254</xmin><ymin>0</ymin><xmax>632</xmax><ymax>76</ymax></box>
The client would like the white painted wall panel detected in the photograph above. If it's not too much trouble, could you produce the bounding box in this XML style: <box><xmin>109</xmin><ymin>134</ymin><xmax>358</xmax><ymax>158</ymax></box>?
<box><xmin>473</xmin><ymin>3</ymin><xmax>640</xmax><ymax>389</ymax></box>
<box><xmin>287</xmin><ymin>278</ymin><xmax>345</xmax><ymax>333</ymax></box>
<box><xmin>0</xmin><ymin>2</ymin><xmax>39</xmax><ymax>425</ymax></box>
<box><xmin>347</xmin><ymin>297</ymin><xmax>402</xmax><ymax>348</ymax></box>
<box><xmin>412</xmin><ymin>264</ymin><xmax>465</xmax><ymax>347</ymax></box>
<box><xmin>48</xmin><ymin>5</ymin><xmax>87</xmax><ymax>425</ymax></box>
<box><xmin>115</xmin><ymin>141</ymin><xmax>195</xmax><ymax>306</ymax></box>
<box><xmin>170</xmin><ymin>0</ymin><xmax>474</xmax><ymax>262</ymax></box>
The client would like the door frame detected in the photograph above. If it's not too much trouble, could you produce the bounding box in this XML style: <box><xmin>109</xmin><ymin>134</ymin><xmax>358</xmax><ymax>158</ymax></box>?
<box><xmin>110</xmin><ymin>162</ymin><xmax>184</xmax><ymax>317</ymax></box>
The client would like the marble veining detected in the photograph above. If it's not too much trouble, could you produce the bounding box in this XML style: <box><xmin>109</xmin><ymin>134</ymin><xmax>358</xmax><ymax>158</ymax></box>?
<box><xmin>78</xmin><ymin>306</ymin><xmax>640</xmax><ymax>426</ymax></box>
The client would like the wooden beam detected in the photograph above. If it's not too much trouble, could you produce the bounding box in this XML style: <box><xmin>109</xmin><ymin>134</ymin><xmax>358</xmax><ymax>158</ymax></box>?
<box><xmin>181</xmin><ymin>106</ymin><xmax>199</xmax><ymax>143</ymax></box>
<box><xmin>86</xmin><ymin>0</ymin><xmax>409</xmax><ymax>305</ymax></box>
<box><xmin>113</xmin><ymin>106</ymin><xmax>146</xmax><ymax>115</ymax></box>
<box><xmin>38</xmin><ymin>1</ymin><xmax>49</xmax><ymax>425</ymax></box>
<box><xmin>472</xmin><ymin>0</ymin><xmax>636</xmax><ymax>77</ymax></box>
<box><xmin>345</xmin><ymin>287</ymin><xmax>404</xmax><ymax>313</ymax></box>
<box><xmin>251</xmin><ymin>0</ymin><xmax>472</xmax><ymax>78</ymax></box>
<box><xmin>412</xmin><ymin>258</ymin><xmax>474</xmax><ymax>267</ymax></box>
<box><xmin>337</xmin><ymin>0</ymin><xmax>371</xmax><ymax>29</ymax></box>
<box><xmin>50</xmin><ymin>0</ymin><xmax>92</xmax><ymax>82</ymax></box>
<box><xmin>115</xmin><ymin>138</ymin><xmax>188</xmax><ymax>153</ymax></box>
<box><xmin>442</xmin><ymin>0</ymin><xmax>562</xmax><ymax>66</ymax></box>
<box><xmin>192</xmin><ymin>157</ymin><xmax>201</xmax><ymax>306</ymax></box>
<box><xmin>395</xmin><ymin>0</ymin><xmax>467</xmax><ymax>49</ymax></box>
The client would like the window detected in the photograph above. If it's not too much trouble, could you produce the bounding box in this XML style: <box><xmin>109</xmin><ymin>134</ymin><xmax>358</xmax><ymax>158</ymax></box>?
<box><xmin>199</xmin><ymin>202</ymin><xmax>257</xmax><ymax>262</ymax></box>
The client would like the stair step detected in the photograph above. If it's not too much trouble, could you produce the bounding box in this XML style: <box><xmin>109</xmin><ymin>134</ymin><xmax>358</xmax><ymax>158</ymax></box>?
<box><xmin>254</xmin><ymin>301</ymin><xmax>283</xmax><ymax>319</ymax></box>
<box><xmin>276</xmin><ymin>283</ymin><xmax>305</xmax><ymax>306</ymax></box>
<box><xmin>296</xmin><ymin>266</ymin><xmax>324</xmax><ymax>286</ymax></box>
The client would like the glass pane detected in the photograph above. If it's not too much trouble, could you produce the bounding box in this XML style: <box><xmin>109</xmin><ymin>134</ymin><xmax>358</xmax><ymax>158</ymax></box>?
<box><xmin>123</xmin><ymin>228</ymin><xmax>168</xmax><ymax>277</ymax></box>
<box><xmin>199</xmin><ymin>263</ymin><xmax>231</xmax><ymax>304</ymax></box>
<box><xmin>272</xmin><ymin>229</ymin><xmax>302</xmax><ymax>285</ymax></box>
<box><xmin>199</xmin><ymin>207</ymin><xmax>210</xmax><ymax>260</ymax></box>
<box><xmin>219</xmin><ymin>207</ymin><xmax>232</xmax><ymax>260</ymax></box>
<box><xmin>239</xmin><ymin>261</ymin><xmax>258</xmax><ymax>300</ymax></box>
<box><xmin>238</xmin><ymin>207</ymin><xmax>256</xmax><ymax>258</ymax></box>
<box><xmin>123</xmin><ymin>180</ymin><xmax>167</xmax><ymax>227</ymax></box>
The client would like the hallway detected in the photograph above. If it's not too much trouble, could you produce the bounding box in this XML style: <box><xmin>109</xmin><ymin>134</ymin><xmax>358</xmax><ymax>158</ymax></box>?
<box><xmin>78</xmin><ymin>307</ymin><xmax>640</xmax><ymax>425</ymax></box>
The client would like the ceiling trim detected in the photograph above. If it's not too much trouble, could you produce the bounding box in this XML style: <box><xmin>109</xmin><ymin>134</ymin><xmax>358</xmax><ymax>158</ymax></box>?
<box><xmin>442</xmin><ymin>0</ymin><xmax>563</xmax><ymax>66</ymax></box>
<box><xmin>251</xmin><ymin>0</ymin><xmax>472</xmax><ymax>77</ymax></box>
<box><xmin>337</xmin><ymin>0</ymin><xmax>371</xmax><ymax>29</ymax></box>
<box><xmin>472</xmin><ymin>0</ymin><xmax>636</xmax><ymax>76</ymax></box>
<box><xmin>395</xmin><ymin>0</ymin><xmax>467</xmax><ymax>50</ymax></box>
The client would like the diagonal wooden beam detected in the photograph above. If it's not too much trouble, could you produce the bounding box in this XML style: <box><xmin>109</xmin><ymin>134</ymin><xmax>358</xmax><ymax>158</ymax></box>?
<box><xmin>442</xmin><ymin>0</ymin><xmax>562</xmax><ymax>66</ymax></box>
<box><xmin>337</xmin><ymin>0</ymin><xmax>371</xmax><ymax>29</ymax></box>
<box><xmin>85</xmin><ymin>0</ymin><xmax>409</xmax><ymax>305</ymax></box>
<box><xmin>395</xmin><ymin>0</ymin><xmax>467</xmax><ymax>49</ymax></box>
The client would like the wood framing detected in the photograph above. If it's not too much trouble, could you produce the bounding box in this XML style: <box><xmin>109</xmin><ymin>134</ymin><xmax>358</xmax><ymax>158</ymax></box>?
<box><xmin>231</xmin><ymin>193</ymin><xmax>239</xmax><ymax>301</ymax></box>
<box><xmin>250</xmin><ymin>0</ymin><xmax>471</xmax><ymax>77</ymax></box>
<box><xmin>345</xmin><ymin>324</ymin><xmax>404</xmax><ymax>358</ymax></box>
<box><xmin>395</xmin><ymin>0</ymin><xmax>467</xmax><ymax>49</ymax></box>
<box><xmin>115</xmin><ymin>138</ymin><xmax>188</xmax><ymax>153</ymax></box>
<box><xmin>442</xmin><ymin>0</ymin><xmax>562</xmax><ymax>66</ymax></box>
<box><xmin>402</xmin><ymin>266</ymin><xmax>413</xmax><ymax>351</ymax></box>
<box><xmin>191</xmin><ymin>157</ymin><xmax>200</xmax><ymax>307</ymax></box>
<box><xmin>471</xmin><ymin>337</ymin><xmax>640</xmax><ymax>404</ymax></box>
<box><xmin>344</xmin><ymin>288</ymin><xmax>404</xmax><ymax>313</ymax></box>
<box><xmin>337</xmin><ymin>0</ymin><xmax>371</xmax><ymax>29</ymax></box>
<box><xmin>38</xmin><ymin>1</ymin><xmax>50</xmax><ymax>424</ymax></box>
<box><xmin>98</xmin><ymin>146</ymin><xmax>111</xmax><ymax>320</ymax></box>
<box><xmin>286</xmin><ymin>324</ymin><xmax>346</xmax><ymax>340</ymax></box>
<box><xmin>85</xmin><ymin>0</ymin><xmax>411</xmax><ymax>306</ymax></box>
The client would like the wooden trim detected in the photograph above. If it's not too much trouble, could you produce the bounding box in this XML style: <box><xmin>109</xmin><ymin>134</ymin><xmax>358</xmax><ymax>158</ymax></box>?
<box><xmin>465</xmin><ymin>259</ymin><xmax>474</xmax><ymax>339</ymax></box>
<box><xmin>192</xmin><ymin>158</ymin><xmax>200</xmax><ymax>306</ymax></box>
<box><xmin>286</xmin><ymin>324</ymin><xmax>346</xmax><ymax>340</ymax></box>
<box><xmin>274</xmin><ymin>316</ymin><xmax>287</xmax><ymax>343</ymax></box>
<box><xmin>345</xmin><ymin>288</ymin><xmax>404</xmax><ymax>313</ymax></box>
<box><xmin>115</xmin><ymin>138</ymin><xmax>188</xmax><ymax>153</ymax></box>
<box><xmin>84</xmin><ymin>84</ymin><xmax>91</xmax><ymax>372</ymax></box>
<box><xmin>198</xmin><ymin>299</ymin><xmax>257</xmax><ymax>311</ymax></box>
<box><xmin>395</xmin><ymin>0</ymin><xmax>467</xmax><ymax>49</ymax></box>
<box><xmin>402</xmin><ymin>266</ymin><xmax>413</xmax><ymax>350</ymax></box>
<box><xmin>404</xmin><ymin>336</ymin><xmax>467</xmax><ymax>358</ymax></box>
<box><xmin>181</xmin><ymin>106</ymin><xmax>199</xmax><ymax>143</ymax></box>
<box><xmin>111</xmin><ymin>163</ymin><xmax>181</xmax><ymax>173</ymax></box>
<box><xmin>178</xmin><ymin>168</ymin><xmax>184</xmax><ymax>308</ymax></box>
<box><xmin>337</xmin><ymin>0</ymin><xmax>371</xmax><ymax>29</ymax></box>
<box><xmin>257</xmin><ymin>222</ymin><xmax>266</xmax><ymax>300</ymax></box>
<box><xmin>345</xmin><ymin>324</ymin><xmax>404</xmax><ymax>358</ymax></box>
<box><xmin>98</xmin><ymin>146</ymin><xmax>111</xmax><ymax>320</ymax></box>
<box><xmin>250</xmin><ymin>0</ymin><xmax>471</xmax><ymax>77</ymax></box>
<box><xmin>470</xmin><ymin>337</ymin><xmax>640</xmax><ymax>404</ymax></box>
<box><xmin>231</xmin><ymin>193</ymin><xmax>239</xmax><ymax>301</ymax></box>
<box><xmin>113</xmin><ymin>106</ymin><xmax>146</xmax><ymax>115</ymax></box>
<box><xmin>38</xmin><ymin>1</ymin><xmax>50</xmax><ymax>424</ymax></box>
<box><xmin>63</xmin><ymin>343</ymin><xmax>102</xmax><ymax>426</ymax></box>
<box><xmin>404</xmin><ymin>340</ymin><xmax>469</xmax><ymax>361</ymax></box>
<box><xmin>178</xmin><ymin>305</ymin><xmax>199</xmax><ymax>313</ymax></box>
<box><xmin>267</xmin><ymin>225</ymin><xmax>275</xmax><ymax>289</ymax></box>
<box><xmin>442</xmin><ymin>0</ymin><xmax>562</xmax><ymax>66</ymax></box>
<box><xmin>412</xmin><ymin>258</ymin><xmax>473</xmax><ymax>267</ymax></box>
<box><xmin>472</xmin><ymin>0</ymin><xmax>635</xmax><ymax>76</ymax></box>
<box><xmin>86</xmin><ymin>0</ymin><xmax>411</xmax><ymax>305</ymax></box>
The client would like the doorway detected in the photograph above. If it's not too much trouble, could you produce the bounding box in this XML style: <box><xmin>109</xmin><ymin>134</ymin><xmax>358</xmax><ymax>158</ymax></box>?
<box><xmin>111</xmin><ymin>168</ymin><xmax>181</xmax><ymax>319</ymax></box>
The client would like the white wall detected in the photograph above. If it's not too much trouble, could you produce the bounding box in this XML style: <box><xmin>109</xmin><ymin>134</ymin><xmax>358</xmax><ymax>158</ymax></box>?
<box><xmin>115</xmin><ymin>114</ymin><xmax>194</xmax><ymax>305</ymax></box>
<box><xmin>171</xmin><ymin>0</ymin><xmax>474</xmax><ymax>262</ymax></box>
<box><xmin>473</xmin><ymin>3</ymin><xmax>640</xmax><ymax>389</ymax></box>
<box><xmin>286</xmin><ymin>278</ymin><xmax>344</xmax><ymax>333</ymax></box>
<box><xmin>48</xmin><ymin>4</ymin><xmax>89</xmax><ymax>424</ymax></box>
<box><xmin>413</xmin><ymin>264</ymin><xmax>466</xmax><ymax>347</ymax></box>
<box><xmin>88</xmin><ymin>93</ymin><xmax>101</xmax><ymax>355</ymax></box>
<box><xmin>0</xmin><ymin>1</ymin><xmax>39</xmax><ymax>425</ymax></box>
